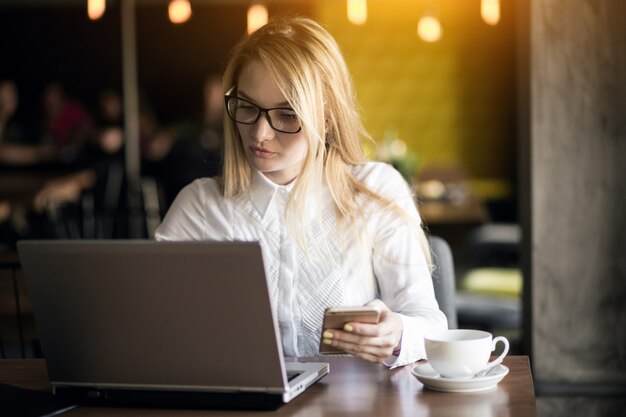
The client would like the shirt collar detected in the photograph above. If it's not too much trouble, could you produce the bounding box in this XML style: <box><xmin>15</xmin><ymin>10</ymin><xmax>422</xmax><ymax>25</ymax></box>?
<box><xmin>250</xmin><ymin>170</ymin><xmax>296</xmax><ymax>219</ymax></box>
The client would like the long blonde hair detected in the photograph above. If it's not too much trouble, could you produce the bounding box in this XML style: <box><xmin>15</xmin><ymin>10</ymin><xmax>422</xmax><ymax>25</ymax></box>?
<box><xmin>221</xmin><ymin>16</ymin><xmax>431</xmax><ymax>264</ymax></box>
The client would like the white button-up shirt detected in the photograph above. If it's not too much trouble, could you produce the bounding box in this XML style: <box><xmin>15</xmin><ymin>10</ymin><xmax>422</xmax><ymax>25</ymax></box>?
<box><xmin>155</xmin><ymin>161</ymin><xmax>447</xmax><ymax>367</ymax></box>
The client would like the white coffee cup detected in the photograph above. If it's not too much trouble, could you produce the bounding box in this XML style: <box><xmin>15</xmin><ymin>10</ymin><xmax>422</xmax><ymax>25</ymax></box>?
<box><xmin>424</xmin><ymin>329</ymin><xmax>509</xmax><ymax>379</ymax></box>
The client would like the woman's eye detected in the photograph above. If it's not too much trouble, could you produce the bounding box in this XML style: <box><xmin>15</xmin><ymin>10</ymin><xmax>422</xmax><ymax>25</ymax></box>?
<box><xmin>277</xmin><ymin>110</ymin><xmax>298</xmax><ymax>120</ymax></box>
<box><xmin>237</xmin><ymin>102</ymin><xmax>258</xmax><ymax>116</ymax></box>
<box><xmin>238</xmin><ymin>103</ymin><xmax>255</xmax><ymax>110</ymax></box>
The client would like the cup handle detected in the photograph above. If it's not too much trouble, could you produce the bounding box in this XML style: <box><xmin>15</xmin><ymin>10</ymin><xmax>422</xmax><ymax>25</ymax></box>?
<box><xmin>486</xmin><ymin>336</ymin><xmax>509</xmax><ymax>370</ymax></box>
<box><xmin>473</xmin><ymin>336</ymin><xmax>510</xmax><ymax>377</ymax></box>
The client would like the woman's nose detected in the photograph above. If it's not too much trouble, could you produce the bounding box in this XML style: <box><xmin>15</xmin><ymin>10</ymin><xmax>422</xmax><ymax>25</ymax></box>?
<box><xmin>252</xmin><ymin>112</ymin><xmax>275</xmax><ymax>141</ymax></box>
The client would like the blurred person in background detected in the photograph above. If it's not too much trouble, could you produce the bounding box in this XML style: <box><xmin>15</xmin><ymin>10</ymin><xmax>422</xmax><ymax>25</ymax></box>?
<box><xmin>0</xmin><ymin>80</ymin><xmax>22</xmax><ymax>142</ymax></box>
<box><xmin>0</xmin><ymin>80</ymin><xmax>56</xmax><ymax>166</ymax></box>
<box><xmin>33</xmin><ymin>89</ymin><xmax>123</xmax><ymax>211</ymax></box>
<box><xmin>40</xmin><ymin>82</ymin><xmax>93</xmax><ymax>165</ymax></box>
<box><xmin>146</xmin><ymin>74</ymin><xmax>224</xmax><ymax>208</ymax></box>
<box><xmin>199</xmin><ymin>73</ymin><xmax>225</xmax><ymax>152</ymax></box>
<box><xmin>32</xmin><ymin>90</ymin><xmax>174</xmax><ymax>238</ymax></box>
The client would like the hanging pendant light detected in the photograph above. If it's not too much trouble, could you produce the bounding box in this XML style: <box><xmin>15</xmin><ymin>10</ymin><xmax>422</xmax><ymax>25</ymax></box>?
<box><xmin>87</xmin><ymin>0</ymin><xmax>106</xmax><ymax>20</ymax></box>
<box><xmin>247</xmin><ymin>4</ymin><xmax>268</xmax><ymax>35</ymax></box>
<box><xmin>169</xmin><ymin>0</ymin><xmax>192</xmax><ymax>24</ymax></box>
<box><xmin>417</xmin><ymin>14</ymin><xmax>443</xmax><ymax>43</ymax></box>
<box><xmin>347</xmin><ymin>0</ymin><xmax>367</xmax><ymax>25</ymax></box>
<box><xmin>481</xmin><ymin>0</ymin><xmax>501</xmax><ymax>26</ymax></box>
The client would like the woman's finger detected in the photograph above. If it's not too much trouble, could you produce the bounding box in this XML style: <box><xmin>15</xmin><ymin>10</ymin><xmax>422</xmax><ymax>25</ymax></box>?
<box><xmin>323</xmin><ymin>329</ymin><xmax>396</xmax><ymax>359</ymax></box>
<box><xmin>325</xmin><ymin>330</ymin><xmax>392</xmax><ymax>348</ymax></box>
<box><xmin>325</xmin><ymin>337</ymin><xmax>395</xmax><ymax>361</ymax></box>
<box><xmin>340</xmin><ymin>322</ymin><xmax>381</xmax><ymax>337</ymax></box>
<box><xmin>325</xmin><ymin>337</ymin><xmax>390</xmax><ymax>356</ymax></box>
<box><xmin>325</xmin><ymin>326</ymin><xmax>392</xmax><ymax>345</ymax></box>
<box><xmin>342</xmin><ymin>318</ymin><xmax>395</xmax><ymax>338</ymax></box>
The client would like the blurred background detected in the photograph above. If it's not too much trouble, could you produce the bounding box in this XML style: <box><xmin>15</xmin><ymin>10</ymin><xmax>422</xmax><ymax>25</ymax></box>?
<box><xmin>1</xmin><ymin>0</ymin><xmax>523</xmax><ymax>346</ymax></box>
<box><xmin>0</xmin><ymin>0</ymin><xmax>520</xmax><ymax>267</ymax></box>
<box><xmin>0</xmin><ymin>0</ymin><xmax>521</xmax><ymax>363</ymax></box>
<box><xmin>0</xmin><ymin>0</ymin><xmax>518</xmax><ymax>198</ymax></box>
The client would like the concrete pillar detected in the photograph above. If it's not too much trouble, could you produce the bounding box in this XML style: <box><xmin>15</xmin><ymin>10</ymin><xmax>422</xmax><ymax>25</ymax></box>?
<box><xmin>528</xmin><ymin>0</ymin><xmax>626</xmax><ymax>414</ymax></box>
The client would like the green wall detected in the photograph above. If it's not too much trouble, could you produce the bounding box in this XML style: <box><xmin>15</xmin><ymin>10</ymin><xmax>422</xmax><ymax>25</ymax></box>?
<box><xmin>315</xmin><ymin>0</ymin><xmax>517</xmax><ymax>197</ymax></box>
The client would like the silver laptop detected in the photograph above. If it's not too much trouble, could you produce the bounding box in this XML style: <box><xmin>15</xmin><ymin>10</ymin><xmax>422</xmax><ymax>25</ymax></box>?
<box><xmin>17</xmin><ymin>240</ymin><xmax>329</xmax><ymax>410</ymax></box>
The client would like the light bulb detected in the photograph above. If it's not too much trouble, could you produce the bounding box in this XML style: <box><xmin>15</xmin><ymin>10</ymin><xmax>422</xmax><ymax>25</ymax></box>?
<box><xmin>169</xmin><ymin>0</ymin><xmax>192</xmax><ymax>24</ymax></box>
<box><xmin>417</xmin><ymin>15</ymin><xmax>443</xmax><ymax>43</ymax></box>
<box><xmin>247</xmin><ymin>4</ymin><xmax>268</xmax><ymax>35</ymax></box>
<box><xmin>481</xmin><ymin>0</ymin><xmax>501</xmax><ymax>26</ymax></box>
<box><xmin>347</xmin><ymin>0</ymin><xmax>367</xmax><ymax>25</ymax></box>
<box><xmin>87</xmin><ymin>0</ymin><xmax>105</xmax><ymax>20</ymax></box>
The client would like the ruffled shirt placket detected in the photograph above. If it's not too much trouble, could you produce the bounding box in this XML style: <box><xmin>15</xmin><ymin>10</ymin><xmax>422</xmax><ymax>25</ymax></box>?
<box><xmin>250</xmin><ymin>173</ymin><xmax>300</xmax><ymax>357</ymax></box>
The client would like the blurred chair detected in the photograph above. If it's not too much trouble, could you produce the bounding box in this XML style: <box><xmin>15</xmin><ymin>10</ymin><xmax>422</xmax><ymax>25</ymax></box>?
<box><xmin>429</xmin><ymin>235</ymin><xmax>458</xmax><ymax>329</ymax></box>
<box><xmin>466</xmin><ymin>223</ymin><xmax>520</xmax><ymax>268</ymax></box>
<box><xmin>456</xmin><ymin>223</ymin><xmax>522</xmax><ymax>345</ymax></box>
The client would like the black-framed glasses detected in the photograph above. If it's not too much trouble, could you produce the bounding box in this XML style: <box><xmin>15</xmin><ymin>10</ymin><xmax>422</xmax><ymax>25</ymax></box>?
<box><xmin>224</xmin><ymin>92</ymin><xmax>302</xmax><ymax>134</ymax></box>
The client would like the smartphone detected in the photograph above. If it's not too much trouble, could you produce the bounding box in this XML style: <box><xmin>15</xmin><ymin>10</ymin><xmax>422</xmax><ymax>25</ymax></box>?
<box><xmin>319</xmin><ymin>306</ymin><xmax>381</xmax><ymax>354</ymax></box>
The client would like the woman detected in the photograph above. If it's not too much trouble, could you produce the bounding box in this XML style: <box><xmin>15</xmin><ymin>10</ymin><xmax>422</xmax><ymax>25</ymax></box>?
<box><xmin>155</xmin><ymin>16</ymin><xmax>447</xmax><ymax>367</ymax></box>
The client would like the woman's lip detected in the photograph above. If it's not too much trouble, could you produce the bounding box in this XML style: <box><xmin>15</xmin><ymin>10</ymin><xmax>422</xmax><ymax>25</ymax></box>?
<box><xmin>250</xmin><ymin>146</ymin><xmax>275</xmax><ymax>158</ymax></box>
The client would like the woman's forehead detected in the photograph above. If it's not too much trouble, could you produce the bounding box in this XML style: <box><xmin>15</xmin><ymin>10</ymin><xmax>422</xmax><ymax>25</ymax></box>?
<box><xmin>237</xmin><ymin>60</ymin><xmax>290</xmax><ymax>108</ymax></box>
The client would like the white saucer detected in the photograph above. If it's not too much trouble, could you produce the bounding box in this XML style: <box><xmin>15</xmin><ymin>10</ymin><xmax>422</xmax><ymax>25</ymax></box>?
<box><xmin>411</xmin><ymin>362</ymin><xmax>509</xmax><ymax>393</ymax></box>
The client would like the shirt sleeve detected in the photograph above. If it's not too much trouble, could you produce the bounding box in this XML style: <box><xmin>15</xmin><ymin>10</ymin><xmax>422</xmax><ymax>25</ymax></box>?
<box><xmin>367</xmin><ymin>165</ymin><xmax>448</xmax><ymax>368</ymax></box>
<box><xmin>154</xmin><ymin>178</ymin><xmax>231</xmax><ymax>241</ymax></box>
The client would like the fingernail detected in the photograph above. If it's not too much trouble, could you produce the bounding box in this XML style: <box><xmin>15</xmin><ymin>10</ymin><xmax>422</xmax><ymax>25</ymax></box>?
<box><xmin>323</xmin><ymin>339</ymin><xmax>332</xmax><ymax>345</ymax></box>
<box><xmin>344</xmin><ymin>324</ymin><xmax>353</xmax><ymax>332</ymax></box>
<box><xmin>323</xmin><ymin>331</ymin><xmax>333</xmax><ymax>339</ymax></box>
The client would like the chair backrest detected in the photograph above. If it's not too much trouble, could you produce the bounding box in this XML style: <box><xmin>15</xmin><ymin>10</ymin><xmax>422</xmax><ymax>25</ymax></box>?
<box><xmin>429</xmin><ymin>235</ymin><xmax>458</xmax><ymax>329</ymax></box>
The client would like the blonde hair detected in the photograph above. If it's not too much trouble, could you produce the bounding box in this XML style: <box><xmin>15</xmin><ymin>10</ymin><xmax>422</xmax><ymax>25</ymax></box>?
<box><xmin>221</xmin><ymin>16</ymin><xmax>431</xmax><ymax>264</ymax></box>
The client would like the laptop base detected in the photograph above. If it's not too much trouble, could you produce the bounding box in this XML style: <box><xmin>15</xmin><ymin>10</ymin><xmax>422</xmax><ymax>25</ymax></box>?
<box><xmin>55</xmin><ymin>386</ymin><xmax>285</xmax><ymax>410</ymax></box>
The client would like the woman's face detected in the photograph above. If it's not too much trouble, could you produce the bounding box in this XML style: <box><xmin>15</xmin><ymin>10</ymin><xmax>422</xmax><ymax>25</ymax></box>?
<box><xmin>235</xmin><ymin>60</ymin><xmax>308</xmax><ymax>185</ymax></box>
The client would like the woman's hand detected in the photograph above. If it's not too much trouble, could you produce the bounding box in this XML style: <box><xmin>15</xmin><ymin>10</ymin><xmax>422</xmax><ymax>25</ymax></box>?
<box><xmin>321</xmin><ymin>299</ymin><xmax>403</xmax><ymax>364</ymax></box>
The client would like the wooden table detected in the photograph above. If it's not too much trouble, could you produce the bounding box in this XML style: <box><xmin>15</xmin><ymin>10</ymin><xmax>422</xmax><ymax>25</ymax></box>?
<box><xmin>419</xmin><ymin>195</ymin><xmax>489</xmax><ymax>226</ymax></box>
<box><xmin>1</xmin><ymin>356</ymin><xmax>537</xmax><ymax>416</ymax></box>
